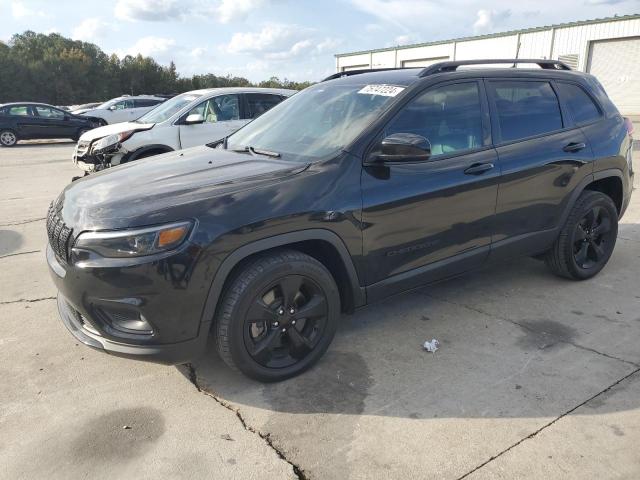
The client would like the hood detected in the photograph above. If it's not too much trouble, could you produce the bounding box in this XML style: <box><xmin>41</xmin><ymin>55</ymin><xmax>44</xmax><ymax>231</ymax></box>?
<box><xmin>72</xmin><ymin>108</ymin><xmax>90</xmax><ymax>115</ymax></box>
<box><xmin>59</xmin><ymin>145</ymin><xmax>309</xmax><ymax>229</ymax></box>
<box><xmin>79</xmin><ymin>122</ymin><xmax>155</xmax><ymax>142</ymax></box>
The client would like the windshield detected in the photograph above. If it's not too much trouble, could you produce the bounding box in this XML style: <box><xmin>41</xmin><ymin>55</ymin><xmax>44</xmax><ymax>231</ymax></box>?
<box><xmin>226</xmin><ymin>83</ymin><xmax>401</xmax><ymax>160</ymax></box>
<box><xmin>96</xmin><ymin>98</ymin><xmax>120</xmax><ymax>109</ymax></box>
<box><xmin>136</xmin><ymin>93</ymin><xmax>202</xmax><ymax>124</ymax></box>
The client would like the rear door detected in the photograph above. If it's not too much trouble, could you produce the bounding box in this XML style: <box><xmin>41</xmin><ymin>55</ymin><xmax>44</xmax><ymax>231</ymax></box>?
<box><xmin>178</xmin><ymin>94</ymin><xmax>242</xmax><ymax>148</ymax></box>
<box><xmin>486</xmin><ymin>78</ymin><xmax>594</xmax><ymax>259</ymax></box>
<box><xmin>7</xmin><ymin>105</ymin><xmax>38</xmax><ymax>138</ymax></box>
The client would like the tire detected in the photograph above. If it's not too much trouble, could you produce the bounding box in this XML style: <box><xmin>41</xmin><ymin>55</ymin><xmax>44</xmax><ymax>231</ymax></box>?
<box><xmin>545</xmin><ymin>190</ymin><xmax>618</xmax><ymax>280</ymax></box>
<box><xmin>215</xmin><ymin>249</ymin><xmax>340</xmax><ymax>382</ymax></box>
<box><xmin>75</xmin><ymin>128</ymin><xmax>91</xmax><ymax>141</ymax></box>
<box><xmin>0</xmin><ymin>129</ymin><xmax>18</xmax><ymax>147</ymax></box>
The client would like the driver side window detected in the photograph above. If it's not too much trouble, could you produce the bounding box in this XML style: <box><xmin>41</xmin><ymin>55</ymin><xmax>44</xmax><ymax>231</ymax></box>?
<box><xmin>186</xmin><ymin>95</ymin><xmax>240</xmax><ymax>124</ymax></box>
<box><xmin>113</xmin><ymin>100</ymin><xmax>134</xmax><ymax>110</ymax></box>
<box><xmin>385</xmin><ymin>82</ymin><xmax>484</xmax><ymax>158</ymax></box>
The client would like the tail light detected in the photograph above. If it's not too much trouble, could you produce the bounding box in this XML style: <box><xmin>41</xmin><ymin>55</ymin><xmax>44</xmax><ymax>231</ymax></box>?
<box><xmin>623</xmin><ymin>117</ymin><xmax>634</xmax><ymax>137</ymax></box>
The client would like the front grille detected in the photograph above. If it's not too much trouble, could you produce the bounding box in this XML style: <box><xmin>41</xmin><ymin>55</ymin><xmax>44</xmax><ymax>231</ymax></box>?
<box><xmin>46</xmin><ymin>203</ymin><xmax>73</xmax><ymax>263</ymax></box>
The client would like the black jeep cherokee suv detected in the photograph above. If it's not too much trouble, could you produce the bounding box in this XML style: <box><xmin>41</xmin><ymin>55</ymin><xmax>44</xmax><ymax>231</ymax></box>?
<box><xmin>47</xmin><ymin>59</ymin><xmax>634</xmax><ymax>381</ymax></box>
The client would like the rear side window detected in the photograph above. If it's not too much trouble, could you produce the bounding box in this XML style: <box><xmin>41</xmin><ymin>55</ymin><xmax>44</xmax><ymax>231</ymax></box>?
<box><xmin>8</xmin><ymin>105</ymin><xmax>31</xmax><ymax>116</ymax></box>
<box><xmin>489</xmin><ymin>81</ymin><xmax>563</xmax><ymax>142</ymax></box>
<box><xmin>135</xmin><ymin>99</ymin><xmax>163</xmax><ymax>107</ymax></box>
<box><xmin>245</xmin><ymin>94</ymin><xmax>283</xmax><ymax>119</ymax></box>
<box><xmin>555</xmin><ymin>83</ymin><xmax>601</xmax><ymax>125</ymax></box>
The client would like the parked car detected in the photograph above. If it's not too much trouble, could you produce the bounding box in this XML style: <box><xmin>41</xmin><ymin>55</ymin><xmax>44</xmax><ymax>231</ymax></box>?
<box><xmin>72</xmin><ymin>95</ymin><xmax>166</xmax><ymax>126</ymax></box>
<box><xmin>0</xmin><ymin>102</ymin><xmax>98</xmax><ymax>147</ymax></box>
<box><xmin>47</xmin><ymin>59</ymin><xmax>634</xmax><ymax>381</ymax></box>
<box><xmin>72</xmin><ymin>87</ymin><xmax>294</xmax><ymax>173</ymax></box>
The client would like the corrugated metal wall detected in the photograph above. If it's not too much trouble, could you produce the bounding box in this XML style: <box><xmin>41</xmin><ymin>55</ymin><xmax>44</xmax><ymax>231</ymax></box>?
<box><xmin>336</xmin><ymin>17</ymin><xmax>640</xmax><ymax>73</ymax></box>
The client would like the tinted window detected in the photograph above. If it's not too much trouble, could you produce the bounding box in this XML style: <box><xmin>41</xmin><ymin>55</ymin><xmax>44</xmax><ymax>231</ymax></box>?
<box><xmin>135</xmin><ymin>99</ymin><xmax>163</xmax><ymax>107</ymax></box>
<box><xmin>246</xmin><ymin>94</ymin><xmax>283</xmax><ymax>119</ymax></box>
<box><xmin>556</xmin><ymin>83</ymin><xmax>601</xmax><ymax>125</ymax></box>
<box><xmin>385</xmin><ymin>82</ymin><xmax>484</xmax><ymax>157</ymax></box>
<box><xmin>34</xmin><ymin>106</ymin><xmax>65</xmax><ymax>119</ymax></box>
<box><xmin>490</xmin><ymin>81</ymin><xmax>563</xmax><ymax>142</ymax></box>
<box><xmin>8</xmin><ymin>105</ymin><xmax>31</xmax><ymax>116</ymax></box>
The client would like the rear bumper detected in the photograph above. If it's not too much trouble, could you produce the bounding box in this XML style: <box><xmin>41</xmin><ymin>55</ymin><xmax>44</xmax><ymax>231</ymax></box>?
<box><xmin>57</xmin><ymin>294</ymin><xmax>209</xmax><ymax>364</ymax></box>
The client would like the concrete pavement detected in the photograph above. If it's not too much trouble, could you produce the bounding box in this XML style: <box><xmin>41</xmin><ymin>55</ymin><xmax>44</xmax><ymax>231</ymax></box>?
<box><xmin>1</xmin><ymin>140</ymin><xmax>639</xmax><ymax>479</ymax></box>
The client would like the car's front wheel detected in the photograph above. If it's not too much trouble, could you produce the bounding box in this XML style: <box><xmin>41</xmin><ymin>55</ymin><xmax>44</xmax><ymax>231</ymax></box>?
<box><xmin>0</xmin><ymin>129</ymin><xmax>18</xmax><ymax>147</ymax></box>
<box><xmin>545</xmin><ymin>190</ymin><xmax>618</xmax><ymax>280</ymax></box>
<box><xmin>215</xmin><ymin>249</ymin><xmax>340</xmax><ymax>381</ymax></box>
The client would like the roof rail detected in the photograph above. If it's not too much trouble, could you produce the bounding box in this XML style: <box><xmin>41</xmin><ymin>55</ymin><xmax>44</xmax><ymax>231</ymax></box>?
<box><xmin>321</xmin><ymin>67</ymin><xmax>417</xmax><ymax>82</ymax></box>
<box><xmin>418</xmin><ymin>59</ymin><xmax>571</xmax><ymax>77</ymax></box>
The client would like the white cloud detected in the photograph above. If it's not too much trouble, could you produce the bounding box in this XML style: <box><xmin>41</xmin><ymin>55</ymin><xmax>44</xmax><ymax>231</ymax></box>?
<box><xmin>217</xmin><ymin>0</ymin><xmax>266</xmax><ymax>23</ymax></box>
<box><xmin>12</xmin><ymin>1</ymin><xmax>45</xmax><ymax>18</ymax></box>
<box><xmin>115</xmin><ymin>0</ymin><xmax>183</xmax><ymax>21</ymax></box>
<box><xmin>225</xmin><ymin>24</ymin><xmax>311</xmax><ymax>57</ymax></box>
<box><xmin>72</xmin><ymin>18</ymin><xmax>111</xmax><ymax>42</ymax></box>
<box><xmin>473</xmin><ymin>9</ymin><xmax>511</xmax><ymax>33</ymax></box>
<box><xmin>119</xmin><ymin>36</ymin><xmax>177</xmax><ymax>57</ymax></box>
<box><xmin>225</xmin><ymin>24</ymin><xmax>341</xmax><ymax>62</ymax></box>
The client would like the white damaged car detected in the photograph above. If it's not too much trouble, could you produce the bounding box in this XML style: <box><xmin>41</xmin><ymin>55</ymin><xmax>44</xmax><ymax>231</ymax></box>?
<box><xmin>73</xmin><ymin>87</ymin><xmax>294</xmax><ymax>174</ymax></box>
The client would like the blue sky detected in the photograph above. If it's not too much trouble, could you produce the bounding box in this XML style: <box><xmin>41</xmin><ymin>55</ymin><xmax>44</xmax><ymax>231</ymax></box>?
<box><xmin>0</xmin><ymin>0</ymin><xmax>638</xmax><ymax>82</ymax></box>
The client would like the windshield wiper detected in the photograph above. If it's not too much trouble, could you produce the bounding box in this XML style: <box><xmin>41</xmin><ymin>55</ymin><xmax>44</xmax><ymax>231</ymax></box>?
<box><xmin>230</xmin><ymin>145</ymin><xmax>280</xmax><ymax>158</ymax></box>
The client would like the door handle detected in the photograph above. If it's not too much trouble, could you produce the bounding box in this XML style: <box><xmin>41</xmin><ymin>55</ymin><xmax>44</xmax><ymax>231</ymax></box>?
<box><xmin>563</xmin><ymin>142</ymin><xmax>586</xmax><ymax>153</ymax></box>
<box><xmin>464</xmin><ymin>162</ymin><xmax>494</xmax><ymax>175</ymax></box>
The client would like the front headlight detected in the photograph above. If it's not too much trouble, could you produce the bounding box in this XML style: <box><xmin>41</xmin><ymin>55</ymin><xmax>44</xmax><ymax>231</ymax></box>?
<box><xmin>73</xmin><ymin>221</ymin><xmax>192</xmax><ymax>258</ymax></box>
<box><xmin>93</xmin><ymin>130</ymin><xmax>135</xmax><ymax>152</ymax></box>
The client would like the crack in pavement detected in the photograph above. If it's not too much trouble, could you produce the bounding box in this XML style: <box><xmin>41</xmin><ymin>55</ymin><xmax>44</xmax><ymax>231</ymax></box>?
<box><xmin>456</xmin><ymin>366</ymin><xmax>640</xmax><ymax>479</ymax></box>
<box><xmin>0</xmin><ymin>249</ymin><xmax>41</xmax><ymax>259</ymax></box>
<box><xmin>0</xmin><ymin>217</ymin><xmax>46</xmax><ymax>227</ymax></box>
<box><xmin>186</xmin><ymin>364</ymin><xmax>308</xmax><ymax>480</ymax></box>
<box><xmin>420</xmin><ymin>291</ymin><xmax>640</xmax><ymax>368</ymax></box>
<box><xmin>0</xmin><ymin>296</ymin><xmax>56</xmax><ymax>305</ymax></box>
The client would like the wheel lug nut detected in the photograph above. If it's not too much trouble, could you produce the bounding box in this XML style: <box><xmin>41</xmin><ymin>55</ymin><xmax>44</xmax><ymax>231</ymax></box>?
<box><xmin>273</xmin><ymin>321</ymin><xmax>279</xmax><ymax>327</ymax></box>
<box><xmin>289</xmin><ymin>307</ymin><xmax>295</xmax><ymax>314</ymax></box>
<box><xmin>292</xmin><ymin>320</ymin><xmax>296</xmax><ymax>325</ymax></box>
<box><xmin>282</xmin><ymin>328</ymin><xmax>287</xmax><ymax>332</ymax></box>
<box><xmin>278</xmin><ymin>308</ymin><xmax>284</xmax><ymax>315</ymax></box>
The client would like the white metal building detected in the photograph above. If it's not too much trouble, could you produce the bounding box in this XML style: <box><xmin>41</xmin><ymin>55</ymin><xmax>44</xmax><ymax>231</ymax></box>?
<box><xmin>335</xmin><ymin>15</ymin><xmax>640</xmax><ymax>115</ymax></box>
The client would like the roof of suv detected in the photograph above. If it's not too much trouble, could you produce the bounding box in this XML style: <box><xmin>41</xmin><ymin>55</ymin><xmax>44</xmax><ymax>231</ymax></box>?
<box><xmin>324</xmin><ymin>59</ymin><xmax>589</xmax><ymax>87</ymax></box>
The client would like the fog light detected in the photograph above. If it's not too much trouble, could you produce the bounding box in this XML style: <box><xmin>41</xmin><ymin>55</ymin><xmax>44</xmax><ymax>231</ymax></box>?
<box><xmin>96</xmin><ymin>307</ymin><xmax>153</xmax><ymax>335</ymax></box>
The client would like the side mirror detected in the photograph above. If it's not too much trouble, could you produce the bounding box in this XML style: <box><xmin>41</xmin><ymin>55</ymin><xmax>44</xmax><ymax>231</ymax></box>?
<box><xmin>184</xmin><ymin>113</ymin><xmax>205</xmax><ymax>125</ymax></box>
<box><xmin>372</xmin><ymin>133</ymin><xmax>431</xmax><ymax>163</ymax></box>
<box><xmin>108</xmin><ymin>105</ymin><xmax>117</xmax><ymax>111</ymax></box>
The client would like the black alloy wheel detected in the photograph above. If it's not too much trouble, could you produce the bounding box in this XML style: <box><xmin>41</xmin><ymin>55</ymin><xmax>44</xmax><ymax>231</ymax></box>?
<box><xmin>545</xmin><ymin>190</ymin><xmax>618</xmax><ymax>280</ymax></box>
<box><xmin>244</xmin><ymin>274</ymin><xmax>328</xmax><ymax>368</ymax></box>
<box><xmin>572</xmin><ymin>205</ymin><xmax>615</xmax><ymax>270</ymax></box>
<box><xmin>215</xmin><ymin>249</ymin><xmax>340</xmax><ymax>381</ymax></box>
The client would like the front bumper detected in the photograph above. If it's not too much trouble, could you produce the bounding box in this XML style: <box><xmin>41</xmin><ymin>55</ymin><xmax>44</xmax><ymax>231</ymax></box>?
<box><xmin>56</xmin><ymin>294</ymin><xmax>209</xmax><ymax>364</ymax></box>
<box><xmin>47</xmin><ymin>244</ymin><xmax>211</xmax><ymax>365</ymax></box>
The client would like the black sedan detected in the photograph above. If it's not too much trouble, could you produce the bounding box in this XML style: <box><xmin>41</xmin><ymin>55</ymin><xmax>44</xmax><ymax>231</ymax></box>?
<box><xmin>0</xmin><ymin>102</ymin><xmax>97</xmax><ymax>147</ymax></box>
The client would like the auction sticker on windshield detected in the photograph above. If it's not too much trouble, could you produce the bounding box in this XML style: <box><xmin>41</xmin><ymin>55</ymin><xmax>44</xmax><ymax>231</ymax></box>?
<box><xmin>358</xmin><ymin>84</ymin><xmax>405</xmax><ymax>97</ymax></box>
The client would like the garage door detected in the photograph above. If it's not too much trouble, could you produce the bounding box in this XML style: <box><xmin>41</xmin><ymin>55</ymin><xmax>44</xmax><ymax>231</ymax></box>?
<box><xmin>587</xmin><ymin>37</ymin><xmax>640</xmax><ymax>115</ymax></box>
<box><xmin>401</xmin><ymin>56</ymin><xmax>448</xmax><ymax>68</ymax></box>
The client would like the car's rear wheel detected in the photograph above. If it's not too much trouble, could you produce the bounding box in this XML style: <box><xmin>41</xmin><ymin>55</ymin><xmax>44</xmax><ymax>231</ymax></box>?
<box><xmin>545</xmin><ymin>190</ymin><xmax>618</xmax><ymax>280</ymax></box>
<box><xmin>215</xmin><ymin>249</ymin><xmax>340</xmax><ymax>382</ymax></box>
<box><xmin>0</xmin><ymin>129</ymin><xmax>18</xmax><ymax>147</ymax></box>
